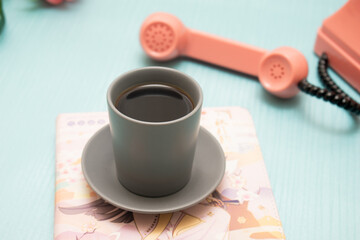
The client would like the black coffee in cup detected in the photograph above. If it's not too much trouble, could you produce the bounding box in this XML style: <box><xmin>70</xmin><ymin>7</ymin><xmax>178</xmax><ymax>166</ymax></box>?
<box><xmin>116</xmin><ymin>83</ymin><xmax>194</xmax><ymax>122</ymax></box>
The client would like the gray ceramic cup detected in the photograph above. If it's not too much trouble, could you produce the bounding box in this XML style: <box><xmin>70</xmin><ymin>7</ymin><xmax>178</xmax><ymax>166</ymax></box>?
<box><xmin>107</xmin><ymin>67</ymin><xmax>203</xmax><ymax>197</ymax></box>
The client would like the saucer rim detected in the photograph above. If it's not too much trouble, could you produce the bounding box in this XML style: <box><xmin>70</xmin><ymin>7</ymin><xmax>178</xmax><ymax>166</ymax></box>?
<box><xmin>81</xmin><ymin>124</ymin><xmax>225</xmax><ymax>214</ymax></box>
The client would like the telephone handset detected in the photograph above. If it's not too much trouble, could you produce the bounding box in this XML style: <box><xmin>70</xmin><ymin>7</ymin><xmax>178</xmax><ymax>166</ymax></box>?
<box><xmin>140</xmin><ymin>12</ymin><xmax>360</xmax><ymax>115</ymax></box>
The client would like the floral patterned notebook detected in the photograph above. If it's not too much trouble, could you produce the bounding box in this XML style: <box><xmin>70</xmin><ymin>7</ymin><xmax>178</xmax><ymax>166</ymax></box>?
<box><xmin>55</xmin><ymin>107</ymin><xmax>285</xmax><ymax>240</ymax></box>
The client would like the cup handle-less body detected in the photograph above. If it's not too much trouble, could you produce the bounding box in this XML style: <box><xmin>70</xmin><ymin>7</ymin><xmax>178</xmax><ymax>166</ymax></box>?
<box><xmin>107</xmin><ymin>67</ymin><xmax>203</xmax><ymax>197</ymax></box>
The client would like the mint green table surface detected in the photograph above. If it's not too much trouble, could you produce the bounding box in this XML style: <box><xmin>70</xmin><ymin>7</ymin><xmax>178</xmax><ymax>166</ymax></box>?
<box><xmin>0</xmin><ymin>0</ymin><xmax>359</xmax><ymax>239</ymax></box>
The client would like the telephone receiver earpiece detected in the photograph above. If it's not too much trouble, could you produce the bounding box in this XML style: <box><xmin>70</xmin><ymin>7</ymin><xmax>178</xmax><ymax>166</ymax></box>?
<box><xmin>140</xmin><ymin>12</ymin><xmax>308</xmax><ymax>98</ymax></box>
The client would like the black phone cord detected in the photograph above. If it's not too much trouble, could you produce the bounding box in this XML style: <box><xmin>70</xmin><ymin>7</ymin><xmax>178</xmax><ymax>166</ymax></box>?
<box><xmin>298</xmin><ymin>53</ymin><xmax>360</xmax><ymax>115</ymax></box>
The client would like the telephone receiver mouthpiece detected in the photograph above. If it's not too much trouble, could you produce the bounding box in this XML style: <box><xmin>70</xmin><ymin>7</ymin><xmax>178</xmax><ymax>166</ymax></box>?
<box><xmin>140</xmin><ymin>12</ymin><xmax>308</xmax><ymax>98</ymax></box>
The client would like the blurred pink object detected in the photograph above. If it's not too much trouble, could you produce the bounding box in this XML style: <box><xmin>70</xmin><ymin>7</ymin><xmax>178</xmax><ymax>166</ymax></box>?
<box><xmin>46</xmin><ymin>0</ymin><xmax>73</xmax><ymax>5</ymax></box>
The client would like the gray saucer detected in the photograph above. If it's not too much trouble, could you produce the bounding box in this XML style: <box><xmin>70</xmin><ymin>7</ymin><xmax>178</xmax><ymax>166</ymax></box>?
<box><xmin>81</xmin><ymin>125</ymin><xmax>225</xmax><ymax>214</ymax></box>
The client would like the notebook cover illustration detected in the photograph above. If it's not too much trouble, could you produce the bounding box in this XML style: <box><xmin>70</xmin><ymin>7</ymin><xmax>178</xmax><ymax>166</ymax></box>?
<box><xmin>55</xmin><ymin>107</ymin><xmax>285</xmax><ymax>240</ymax></box>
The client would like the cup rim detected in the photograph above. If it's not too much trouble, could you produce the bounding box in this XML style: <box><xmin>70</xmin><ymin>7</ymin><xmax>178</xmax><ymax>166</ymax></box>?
<box><xmin>107</xmin><ymin>66</ymin><xmax>203</xmax><ymax>126</ymax></box>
